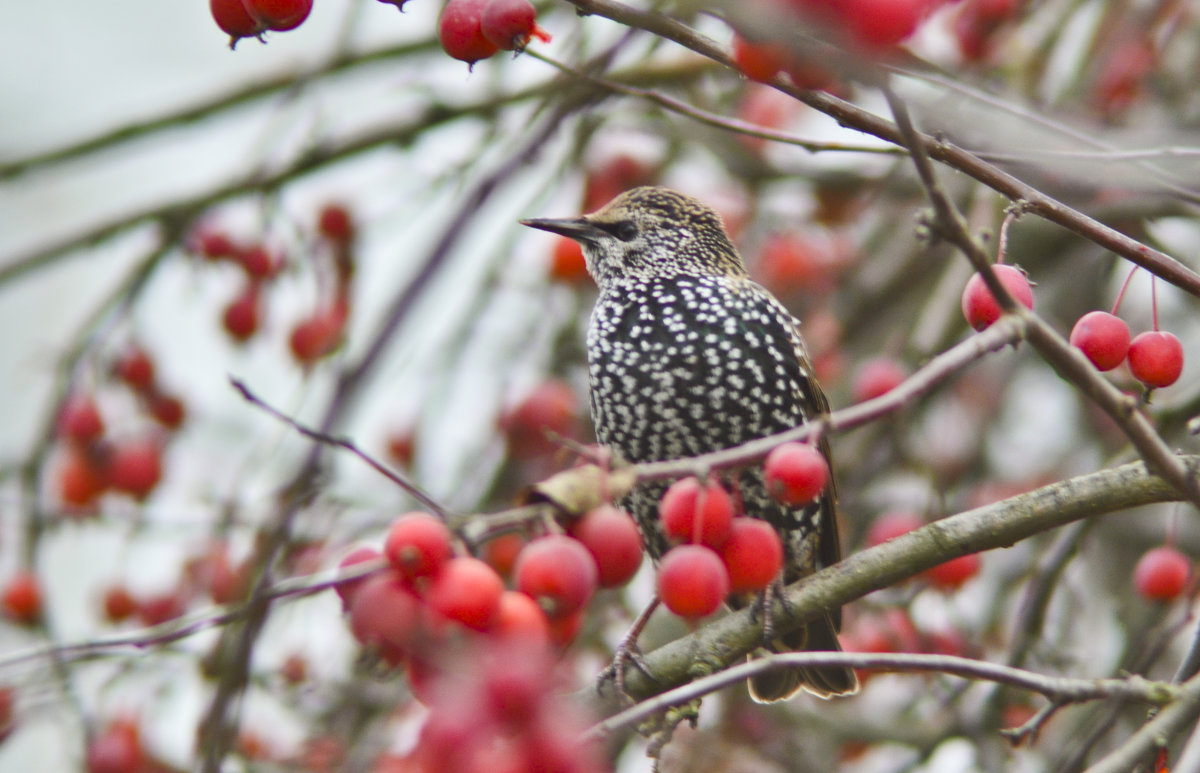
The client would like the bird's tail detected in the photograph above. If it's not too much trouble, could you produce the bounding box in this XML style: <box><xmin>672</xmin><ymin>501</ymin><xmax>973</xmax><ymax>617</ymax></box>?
<box><xmin>747</xmin><ymin>611</ymin><xmax>859</xmax><ymax>702</ymax></box>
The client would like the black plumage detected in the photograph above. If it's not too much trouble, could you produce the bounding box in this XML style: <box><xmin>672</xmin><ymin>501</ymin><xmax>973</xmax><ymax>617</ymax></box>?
<box><xmin>522</xmin><ymin>186</ymin><xmax>857</xmax><ymax>701</ymax></box>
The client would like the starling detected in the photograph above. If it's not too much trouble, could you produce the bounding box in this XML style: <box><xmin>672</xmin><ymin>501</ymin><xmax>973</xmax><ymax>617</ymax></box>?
<box><xmin>522</xmin><ymin>186</ymin><xmax>857</xmax><ymax>701</ymax></box>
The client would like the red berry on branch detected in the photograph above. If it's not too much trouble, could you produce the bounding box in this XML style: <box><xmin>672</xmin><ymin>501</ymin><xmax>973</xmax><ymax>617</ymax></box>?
<box><xmin>86</xmin><ymin>720</ymin><xmax>143</xmax><ymax>773</ymax></box>
<box><xmin>840</xmin><ymin>0</ymin><xmax>928</xmax><ymax>49</ymax></box>
<box><xmin>481</xmin><ymin>0</ymin><xmax>546</xmax><ymax>51</ymax></box>
<box><xmin>57</xmin><ymin>447</ymin><xmax>108</xmax><ymax>509</ymax></box>
<box><xmin>491</xmin><ymin>590</ymin><xmax>551</xmax><ymax>646</ymax></box>
<box><xmin>242</xmin><ymin>0</ymin><xmax>313</xmax><ymax>31</ymax></box>
<box><xmin>514</xmin><ymin>535</ymin><xmax>598</xmax><ymax>618</ymax></box>
<box><xmin>137</xmin><ymin>592</ymin><xmax>186</xmax><ymax>626</ymax></box>
<box><xmin>424</xmin><ymin>557</ymin><xmax>504</xmax><ymax>631</ymax></box>
<box><xmin>106</xmin><ymin>440</ymin><xmax>163</xmax><ymax>500</ymax></box>
<box><xmin>1069</xmin><ymin>310</ymin><xmax>1131</xmax><ymax>371</ymax></box>
<box><xmin>500</xmin><ymin>379</ymin><xmax>578</xmax><ymax>457</ymax></box>
<box><xmin>720</xmin><ymin>518</ymin><xmax>783</xmax><ymax>594</ymax></box>
<box><xmin>658</xmin><ymin>477</ymin><xmax>735</xmax><ymax>548</ymax></box>
<box><xmin>318</xmin><ymin>204</ymin><xmax>355</xmax><ymax>243</ymax></box>
<box><xmin>960</xmin><ymin>264</ymin><xmax>1034</xmax><ymax>331</ymax></box>
<box><xmin>481</xmin><ymin>533</ymin><xmax>525</xmax><ymax>578</ymax></box>
<box><xmin>148</xmin><ymin>392</ymin><xmax>186</xmax><ymax>430</ymax></box>
<box><xmin>224</xmin><ymin>283</ymin><xmax>261</xmax><ymax>343</ymax></box>
<box><xmin>764</xmin><ymin>442</ymin><xmax>829</xmax><ymax>506</ymax></box>
<box><xmin>114</xmin><ymin>346</ymin><xmax>156</xmax><ymax>392</ymax></box>
<box><xmin>1134</xmin><ymin>546</ymin><xmax>1190</xmax><ymax>601</ymax></box>
<box><xmin>103</xmin><ymin>585</ymin><xmax>138</xmax><ymax>623</ymax></box>
<box><xmin>210</xmin><ymin>0</ymin><xmax>263</xmax><ymax>41</ymax></box>
<box><xmin>865</xmin><ymin>510</ymin><xmax>923</xmax><ymax>547</ymax></box>
<box><xmin>1</xmin><ymin>571</ymin><xmax>42</xmax><ymax>625</ymax></box>
<box><xmin>237</xmin><ymin>245</ymin><xmax>279</xmax><ymax>280</ymax></box>
<box><xmin>58</xmin><ymin>393</ymin><xmax>105</xmax><ymax>445</ymax></box>
<box><xmin>289</xmin><ymin>306</ymin><xmax>347</xmax><ymax>365</ymax></box>
<box><xmin>732</xmin><ymin>33</ymin><xmax>789</xmax><ymax>83</ymax></box>
<box><xmin>851</xmin><ymin>357</ymin><xmax>908</xmax><ymax>402</ymax></box>
<box><xmin>334</xmin><ymin>546</ymin><xmax>384</xmax><ymax>609</ymax></box>
<box><xmin>925</xmin><ymin>552</ymin><xmax>981</xmax><ymax>590</ymax></box>
<box><xmin>657</xmin><ymin>545</ymin><xmax>730</xmax><ymax>619</ymax></box>
<box><xmin>1127</xmin><ymin>331</ymin><xmax>1184</xmax><ymax>388</ymax></box>
<box><xmin>348</xmin><ymin>572</ymin><xmax>425</xmax><ymax>664</ymax></box>
<box><xmin>569</xmin><ymin>506</ymin><xmax>643</xmax><ymax>588</ymax></box>
<box><xmin>384</xmin><ymin>513</ymin><xmax>453</xmax><ymax>582</ymax></box>
<box><xmin>439</xmin><ymin>0</ymin><xmax>499</xmax><ymax>67</ymax></box>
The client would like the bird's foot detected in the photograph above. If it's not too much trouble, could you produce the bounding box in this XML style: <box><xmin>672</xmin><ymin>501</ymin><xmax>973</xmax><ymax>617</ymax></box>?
<box><xmin>749</xmin><ymin>579</ymin><xmax>793</xmax><ymax>647</ymax></box>
<box><xmin>597</xmin><ymin>598</ymin><xmax>660</xmax><ymax>702</ymax></box>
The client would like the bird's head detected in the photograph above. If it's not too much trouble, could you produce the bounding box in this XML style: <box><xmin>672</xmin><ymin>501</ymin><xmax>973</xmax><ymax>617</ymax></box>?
<box><xmin>521</xmin><ymin>186</ymin><xmax>747</xmax><ymax>287</ymax></box>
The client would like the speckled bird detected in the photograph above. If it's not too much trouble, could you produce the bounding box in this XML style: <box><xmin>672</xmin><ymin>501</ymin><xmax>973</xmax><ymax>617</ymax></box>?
<box><xmin>522</xmin><ymin>186</ymin><xmax>857</xmax><ymax>701</ymax></box>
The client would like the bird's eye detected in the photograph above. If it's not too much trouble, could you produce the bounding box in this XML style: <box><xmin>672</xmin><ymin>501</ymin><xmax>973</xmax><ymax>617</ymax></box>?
<box><xmin>615</xmin><ymin>221</ymin><xmax>638</xmax><ymax>242</ymax></box>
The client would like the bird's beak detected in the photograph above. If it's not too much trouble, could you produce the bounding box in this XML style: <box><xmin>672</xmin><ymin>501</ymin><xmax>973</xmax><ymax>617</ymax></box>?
<box><xmin>519</xmin><ymin>216</ymin><xmax>598</xmax><ymax>242</ymax></box>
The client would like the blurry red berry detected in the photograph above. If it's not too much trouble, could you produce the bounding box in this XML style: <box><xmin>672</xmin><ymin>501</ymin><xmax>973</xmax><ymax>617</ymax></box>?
<box><xmin>425</xmin><ymin>557</ymin><xmax>504</xmax><ymax>631</ymax></box>
<box><xmin>548</xmin><ymin>236</ymin><xmax>588</xmax><ymax>283</ymax></box>
<box><xmin>86</xmin><ymin>720</ymin><xmax>143</xmax><ymax>773</ymax></box>
<box><xmin>237</xmin><ymin>245</ymin><xmax>279</xmax><ymax>280</ymax></box>
<box><xmin>439</xmin><ymin>0</ymin><xmax>499</xmax><ymax>66</ymax></box>
<box><xmin>546</xmin><ymin>607</ymin><xmax>584</xmax><ymax>648</ymax></box>
<box><xmin>242</xmin><ymin>0</ymin><xmax>312</xmax><ymax>31</ymax></box>
<box><xmin>1134</xmin><ymin>546</ymin><xmax>1190</xmax><ymax>601</ymax></box>
<box><xmin>1070</xmin><ymin>311</ymin><xmax>1131</xmax><ymax>372</ymax></box>
<box><xmin>1</xmin><ymin>572</ymin><xmax>42</xmax><ymax>625</ymax></box>
<box><xmin>106</xmin><ymin>440</ymin><xmax>163</xmax><ymax>500</ymax></box>
<box><xmin>385</xmin><ymin>427</ymin><xmax>417</xmax><ymax>468</ymax></box>
<box><xmin>583</xmin><ymin>155</ymin><xmax>654</xmax><ymax>212</ymax></box>
<box><xmin>720</xmin><ymin>518</ymin><xmax>783</xmax><ymax>594</ymax></box>
<box><xmin>732</xmin><ymin>33</ymin><xmax>788</xmax><ymax>82</ymax></box>
<box><xmin>114</xmin><ymin>346</ymin><xmax>156</xmax><ymax>392</ymax></box>
<box><xmin>210</xmin><ymin>0</ymin><xmax>263</xmax><ymax>39</ymax></box>
<box><xmin>223</xmin><ymin>283</ymin><xmax>261</xmax><ymax>343</ymax></box>
<box><xmin>334</xmin><ymin>546</ymin><xmax>384</xmax><ymax>609</ymax></box>
<box><xmin>501</xmin><ymin>379</ymin><xmax>578</xmax><ymax>457</ymax></box>
<box><xmin>1127</xmin><ymin>331</ymin><xmax>1184</xmax><ymax>388</ymax></box>
<box><xmin>57</xmin><ymin>447</ymin><xmax>108</xmax><ymax>508</ymax></box>
<box><xmin>103</xmin><ymin>586</ymin><xmax>138</xmax><ymax>623</ymax></box>
<box><xmin>514</xmin><ymin>535</ymin><xmax>598</xmax><ymax>618</ymax></box>
<box><xmin>348</xmin><ymin>572</ymin><xmax>425</xmax><ymax>664</ymax></box>
<box><xmin>757</xmin><ymin>232</ymin><xmax>833</xmax><ymax>296</ymax></box>
<box><xmin>865</xmin><ymin>510</ymin><xmax>923</xmax><ymax>547</ymax></box>
<box><xmin>960</xmin><ymin>264</ymin><xmax>1034</xmax><ymax>331</ymax></box>
<box><xmin>289</xmin><ymin>307</ymin><xmax>346</xmax><ymax>365</ymax></box>
<box><xmin>841</xmin><ymin>0</ymin><xmax>928</xmax><ymax>49</ymax></box>
<box><xmin>925</xmin><ymin>552</ymin><xmax>981</xmax><ymax>590</ymax></box>
<box><xmin>658</xmin><ymin>477</ymin><xmax>735</xmax><ymax>548</ymax></box>
<box><xmin>491</xmin><ymin>590</ymin><xmax>551</xmax><ymax>646</ymax></box>
<box><xmin>384</xmin><ymin>513</ymin><xmax>453</xmax><ymax>582</ymax></box>
<box><xmin>58</xmin><ymin>393</ymin><xmax>105</xmax><ymax>445</ymax></box>
<box><xmin>194</xmin><ymin>229</ymin><xmax>238</xmax><ymax>261</ymax></box>
<box><xmin>658</xmin><ymin>545</ymin><xmax>730</xmax><ymax>619</ymax></box>
<box><xmin>764</xmin><ymin>442</ymin><xmax>829</xmax><ymax>506</ymax></box>
<box><xmin>148</xmin><ymin>392</ymin><xmax>186</xmax><ymax>430</ymax></box>
<box><xmin>569</xmin><ymin>506</ymin><xmax>643</xmax><ymax>588</ymax></box>
<box><xmin>482</xmin><ymin>533</ymin><xmax>526</xmax><ymax>578</ymax></box>
<box><xmin>136</xmin><ymin>592</ymin><xmax>186</xmax><ymax>626</ymax></box>
<box><xmin>318</xmin><ymin>204</ymin><xmax>355</xmax><ymax>243</ymax></box>
<box><xmin>0</xmin><ymin>686</ymin><xmax>13</xmax><ymax>744</ymax></box>
<box><xmin>851</xmin><ymin>357</ymin><xmax>908</xmax><ymax>402</ymax></box>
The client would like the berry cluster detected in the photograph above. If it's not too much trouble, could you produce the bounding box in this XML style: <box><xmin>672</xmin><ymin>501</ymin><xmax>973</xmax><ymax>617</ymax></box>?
<box><xmin>53</xmin><ymin>344</ymin><xmax>187</xmax><ymax>511</ymax></box>
<box><xmin>209</xmin><ymin>0</ymin><xmax>313</xmax><ymax>47</ymax></box>
<box><xmin>1070</xmin><ymin>311</ymin><xmax>1184</xmax><ymax>389</ymax></box>
<box><xmin>438</xmin><ymin>0</ymin><xmax>551</xmax><ymax>68</ymax></box>
<box><xmin>192</xmin><ymin>203</ymin><xmax>356</xmax><ymax>366</ymax></box>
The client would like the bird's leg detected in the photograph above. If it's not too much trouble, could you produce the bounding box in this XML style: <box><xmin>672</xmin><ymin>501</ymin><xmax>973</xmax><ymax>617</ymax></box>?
<box><xmin>749</xmin><ymin>578</ymin><xmax>793</xmax><ymax>647</ymax></box>
<box><xmin>597</xmin><ymin>597</ymin><xmax>661</xmax><ymax>700</ymax></box>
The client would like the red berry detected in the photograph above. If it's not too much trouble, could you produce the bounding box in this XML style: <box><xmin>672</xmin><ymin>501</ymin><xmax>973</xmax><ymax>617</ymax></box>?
<box><xmin>658</xmin><ymin>477</ymin><xmax>735</xmax><ymax>548</ymax></box>
<box><xmin>1134</xmin><ymin>546</ymin><xmax>1191</xmax><ymax>601</ymax></box>
<box><xmin>851</xmin><ymin>357</ymin><xmax>908</xmax><ymax>402</ymax></box>
<box><xmin>548</xmin><ymin>236</ymin><xmax>588</xmax><ymax>283</ymax></box>
<box><xmin>223</xmin><ymin>284</ymin><xmax>261</xmax><ymax>343</ymax></box>
<box><xmin>500</xmin><ymin>379</ymin><xmax>578</xmax><ymax>457</ymax></box>
<box><xmin>106</xmin><ymin>440</ymin><xmax>163</xmax><ymax>500</ymax></box>
<box><xmin>757</xmin><ymin>232</ymin><xmax>832</xmax><ymax>296</ymax></box>
<box><xmin>242</xmin><ymin>0</ymin><xmax>313</xmax><ymax>31</ymax></box>
<box><xmin>439</xmin><ymin>0</ymin><xmax>499</xmax><ymax>66</ymax></box>
<box><xmin>732</xmin><ymin>33</ymin><xmax>789</xmax><ymax>83</ymax></box>
<box><xmin>840</xmin><ymin>0</ymin><xmax>928</xmax><ymax>49</ymax></box>
<box><xmin>481</xmin><ymin>533</ymin><xmax>525</xmax><ymax>577</ymax></box>
<box><xmin>425</xmin><ymin>557</ymin><xmax>504</xmax><ymax>631</ymax></box>
<box><xmin>318</xmin><ymin>204</ymin><xmax>355</xmax><ymax>243</ymax></box>
<box><xmin>0</xmin><ymin>686</ymin><xmax>14</xmax><ymax>743</ymax></box>
<box><xmin>114</xmin><ymin>346</ymin><xmax>156</xmax><ymax>392</ymax></box>
<box><xmin>348</xmin><ymin>572</ymin><xmax>425</xmax><ymax>664</ymax></box>
<box><xmin>545</xmin><ymin>608</ymin><xmax>584</xmax><ymax>648</ymax></box>
<box><xmin>384</xmin><ymin>513</ymin><xmax>453</xmax><ymax>582</ymax></box>
<box><xmin>86</xmin><ymin>720</ymin><xmax>143</xmax><ymax>773</ymax></box>
<box><xmin>194</xmin><ymin>229</ymin><xmax>237</xmax><ymax>261</ymax></box>
<box><xmin>865</xmin><ymin>510</ymin><xmax>923</xmax><ymax>547</ymax></box>
<box><xmin>385</xmin><ymin>427</ymin><xmax>416</xmax><ymax>468</ymax></box>
<box><xmin>1127</xmin><ymin>331</ymin><xmax>1184</xmax><ymax>388</ymax></box>
<box><xmin>237</xmin><ymin>245</ymin><xmax>279</xmax><ymax>280</ymax></box>
<box><xmin>481</xmin><ymin>0</ymin><xmax>541</xmax><ymax>50</ymax></box>
<box><xmin>491</xmin><ymin>590</ymin><xmax>551</xmax><ymax>646</ymax></box>
<box><xmin>657</xmin><ymin>545</ymin><xmax>730</xmax><ymax>619</ymax></box>
<box><xmin>764</xmin><ymin>442</ymin><xmax>829</xmax><ymax>506</ymax></box>
<box><xmin>58</xmin><ymin>393</ymin><xmax>105</xmax><ymax>445</ymax></box>
<box><xmin>334</xmin><ymin>546</ymin><xmax>384</xmax><ymax>609</ymax></box>
<box><xmin>1070</xmin><ymin>311</ymin><xmax>1131</xmax><ymax>371</ymax></box>
<box><xmin>720</xmin><ymin>518</ymin><xmax>783</xmax><ymax>594</ymax></box>
<box><xmin>57</xmin><ymin>447</ymin><xmax>108</xmax><ymax>508</ymax></box>
<box><xmin>569</xmin><ymin>506</ymin><xmax>644</xmax><ymax>588</ymax></box>
<box><xmin>925</xmin><ymin>552</ymin><xmax>981</xmax><ymax>590</ymax></box>
<box><xmin>1</xmin><ymin>571</ymin><xmax>42</xmax><ymax>625</ymax></box>
<box><xmin>960</xmin><ymin>264</ymin><xmax>1034</xmax><ymax>331</ymax></box>
<box><xmin>514</xmin><ymin>535</ymin><xmax>598</xmax><ymax>618</ymax></box>
<box><xmin>103</xmin><ymin>586</ymin><xmax>138</xmax><ymax>623</ymax></box>
<box><xmin>210</xmin><ymin>0</ymin><xmax>263</xmax><ymax>39</ymax></box>
<box><xmin>148</xmin><ymin>393</ymin><xmax>186</xmax><ymax>429</ymax></box>
<box><xmin>137</xmin><ymin>592</ymin><xmax>186</xmax><ymax>626</ymax></box>
<box><xmin>289</xmin><ymin>306</ymin><xmax>346</xmax><ymax>365</ymax></box>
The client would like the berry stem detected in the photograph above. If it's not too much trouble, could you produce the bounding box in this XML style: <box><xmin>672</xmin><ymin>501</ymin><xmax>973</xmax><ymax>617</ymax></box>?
<box><xmin>995</xmin><ymin>209</ymin><xmax>1021</xmax><ymax>265</ymax></box>
<box><xmin>1151</xmin><ymin>275</ymin><xmax>1160</xmax><ymax>331</ymax></box>
<box><xmin>1110</xmin><ymin>265</ymin><xmax>1138</xmax><ymax>316</ymax></box>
